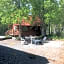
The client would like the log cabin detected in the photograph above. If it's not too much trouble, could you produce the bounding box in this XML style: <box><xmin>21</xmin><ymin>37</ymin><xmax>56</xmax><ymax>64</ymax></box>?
<box><xmin>5</xmin><ymin>16</ymin><xmax>41</xmax><ymax>37</ymax></box>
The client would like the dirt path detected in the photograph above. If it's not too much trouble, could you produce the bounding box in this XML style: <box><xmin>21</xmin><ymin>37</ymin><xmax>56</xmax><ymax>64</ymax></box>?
<box><xmin>0</xmin><ymin>39</ymin><xmax>64</xmax><ymax>64</ymax></box>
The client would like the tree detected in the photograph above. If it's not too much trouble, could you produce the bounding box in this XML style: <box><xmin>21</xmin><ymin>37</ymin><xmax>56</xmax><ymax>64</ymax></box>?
<box><xmin>29</xmin><ymin>0</ymin><xmax>46</xmax><ymax>36</ymax></box>
<box><xmin>29</xmin><ymin>0</ymin><xmax>59</xmax><ymax>36</ymax></box>
<box><xmin>44</xmin><ymin>0</ymin><xmax>59</xmax><ymax>35</ymax></box>
<box><xmin>0</xmin><ymin>0</ymin><xmax>30</xmax><ymax>24</ymax></box>
<box><xmin>0</xmin><ymin>0</ymin><xmax>64</xmax><ymax>37</ymax></box>
<box><xmin>0</xmin><ymin>0</ymin><xmax>30</xmax><ymax>36</ymax></box>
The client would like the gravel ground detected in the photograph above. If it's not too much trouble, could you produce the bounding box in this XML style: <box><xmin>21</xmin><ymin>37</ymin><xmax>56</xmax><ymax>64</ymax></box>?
<box><xmin>0</xmin><ymin>39</ymin><xmax>64</xmax><ymax>64</ymax></box>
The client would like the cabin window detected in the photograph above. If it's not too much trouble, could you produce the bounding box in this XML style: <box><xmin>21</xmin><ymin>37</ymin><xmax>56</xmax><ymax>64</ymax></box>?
<box><xmin>22</xmin><ymin>26</ymin><xmax>28</xmax><ymax>31</ymax></box>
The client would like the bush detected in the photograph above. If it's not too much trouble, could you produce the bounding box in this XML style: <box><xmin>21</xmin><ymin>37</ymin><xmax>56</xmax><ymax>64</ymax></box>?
<box><xmin>15</xmin><ymin>37</ymin><xmax>21</xmax><ymax>40</ymax></box>
<box><xmin>48</xmin><ymin>34</ymin><xmax>64</xmax><ymax>40</ymax></box>
<box><xmin>0</xmin><ymin>24</ymin><xmax>8</xmax><ymax>35</ymax></box>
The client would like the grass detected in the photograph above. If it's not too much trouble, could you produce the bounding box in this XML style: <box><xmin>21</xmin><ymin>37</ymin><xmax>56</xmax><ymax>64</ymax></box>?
<box><xmin>48</xmin><ymin>35</ymin><xmax>64</xmax><ymax>40</ymax></box>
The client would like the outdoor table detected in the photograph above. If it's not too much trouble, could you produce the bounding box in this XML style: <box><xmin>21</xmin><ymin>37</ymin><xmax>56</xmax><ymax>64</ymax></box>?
<box><xmin>32</xmin><ymin>39</ymin><xmax>42</xmax><ymax>44</ymax></box>
<box><xmin>30</xmin><ymin>36</ymin><xmax>41</xmax><ymax>44</ymax></box>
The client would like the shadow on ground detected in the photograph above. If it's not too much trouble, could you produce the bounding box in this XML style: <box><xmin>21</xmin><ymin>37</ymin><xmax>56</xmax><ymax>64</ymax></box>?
<box><xmin>0</xmin><ymin>45</ymin><xmax>49</xmax><ymax>64</ymax></box>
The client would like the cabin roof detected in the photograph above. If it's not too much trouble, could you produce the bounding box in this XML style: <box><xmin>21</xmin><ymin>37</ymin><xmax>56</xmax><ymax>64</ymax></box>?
<box><xmin>13</xmin><ymin>16</ymin><xmax>41</xmax><ymax>26</ymax></box>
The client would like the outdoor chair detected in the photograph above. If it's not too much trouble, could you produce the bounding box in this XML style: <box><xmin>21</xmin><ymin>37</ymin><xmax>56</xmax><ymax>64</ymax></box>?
<box><xmin>32</xmin><ymin>39</ymin><xmax>42</xmax><ymax>45</ymax></box>
<box><xmin>21</xmin><ymin>37</ymin><xmax>26</xmax><ymax>44</ymax></box>
<box><xmin>42</xmin><ymin>36</ymin><xmax>47</xmax><ymax>41</ymax></box>
<box><xmin>32</xmin><ymin>36</ymin><xmax>47</xmax><ymax>45</ymax></box>
<box><xmin>24</xmin><ymin>36</ymin><xmax>31</xmax><ymax>45</ymax></box>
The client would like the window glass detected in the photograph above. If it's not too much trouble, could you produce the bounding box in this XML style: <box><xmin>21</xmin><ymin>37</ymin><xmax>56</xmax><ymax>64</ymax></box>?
<box><xmin>22</xmin><ymin>26</ymin><xmax>28</xmax><ymax>31</ymax></box>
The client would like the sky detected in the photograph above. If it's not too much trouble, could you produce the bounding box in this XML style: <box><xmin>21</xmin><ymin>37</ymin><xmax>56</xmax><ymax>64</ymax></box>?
<box><xmin>57</xmin><ymin>0</ymin><xmax>59</xmax><ymax>1</ymax></box>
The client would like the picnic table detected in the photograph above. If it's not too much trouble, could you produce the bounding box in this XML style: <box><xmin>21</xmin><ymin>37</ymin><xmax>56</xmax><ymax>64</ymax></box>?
<box><xmin>24</xmin><ymin>36</ymin><xmax>47</xmax><ymax>45</ymax></box>
<box><xmin>30</xmin><ymin>36</ymin><xmax>42</xmax><ymax>44</ymax></box>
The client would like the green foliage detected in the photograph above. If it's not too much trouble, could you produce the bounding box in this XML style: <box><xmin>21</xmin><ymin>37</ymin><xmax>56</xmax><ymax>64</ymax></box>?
<box><xmin>0</xmin><ymin>0</ymin><xmax>30</xmax><ymax>24</ymax></box>
<box><xmin>0</xmin><ymin>0</ymin><xmax>60</xmax><ymax>25</ymax></box>
<box><xmin>48</xmin><ymin>35</ymin><xmax>64</xmax><ymax>40</ymax></box>
<box><xmin>0</xmin><ymin>0</ymin><xmax>64</xmax><ymax>37</ymax></box>
<box><xmin>0</xmin><ymin>24</ymin><xmax>8</xmax><ymax>35</ymax></box>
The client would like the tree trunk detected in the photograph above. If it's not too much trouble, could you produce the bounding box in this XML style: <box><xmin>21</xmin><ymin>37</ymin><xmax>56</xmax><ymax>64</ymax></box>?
<box><xmin>19</xmin><ymin>24</ymin><xmax>21</xmax><ymax>40</ymax></box>
<box><xmin>40</xmin><ymin>23</ymin><xmax>47</xmax><ymax>36</ymax></box>
<box><xmin>49</xmin><ymin>21</ymin><xmax>51</xmax><ymax>35</ymax></box>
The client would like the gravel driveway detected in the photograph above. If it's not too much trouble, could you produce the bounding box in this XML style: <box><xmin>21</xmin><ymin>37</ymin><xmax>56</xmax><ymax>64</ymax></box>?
<box><xmin>0</xmin><ymin>39</ymin><xmax>64</xmax><ymax>64</ymax></box>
